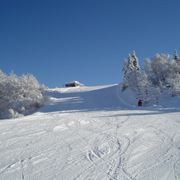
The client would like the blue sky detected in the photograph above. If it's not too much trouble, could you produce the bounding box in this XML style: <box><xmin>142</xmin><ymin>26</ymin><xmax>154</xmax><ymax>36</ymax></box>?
<box><xmin>0</xmin><ymin>0</ymin><xmax>180</xmax><ymax>87</ymax></box>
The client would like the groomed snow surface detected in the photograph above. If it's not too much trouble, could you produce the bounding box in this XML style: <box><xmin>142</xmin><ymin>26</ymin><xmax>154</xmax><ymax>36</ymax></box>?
<box><xmin>0</xmin><ymin>84</ymin><xmax>180</xmax><ymax>180</ymax></box>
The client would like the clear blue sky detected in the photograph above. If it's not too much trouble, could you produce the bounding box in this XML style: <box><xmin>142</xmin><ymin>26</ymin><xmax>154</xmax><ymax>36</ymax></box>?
<box><xmin>0</xmin><ymin>0</ymin><xmax>180</xmax><ymax>87</ymax></box>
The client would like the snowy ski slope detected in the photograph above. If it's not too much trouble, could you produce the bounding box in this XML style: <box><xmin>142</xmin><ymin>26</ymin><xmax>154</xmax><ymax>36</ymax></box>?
<box><xmin>0</xmin><ymin>84</ymin><xmax>180</xmax><ymax>180</ymax></box>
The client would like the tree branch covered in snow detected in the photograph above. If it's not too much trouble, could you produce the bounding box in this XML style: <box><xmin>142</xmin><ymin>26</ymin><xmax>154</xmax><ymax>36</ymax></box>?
<box><xmin>0</xmin><ymin>70</ymin><xmax>45</xmax><ymax>119</ymax></box>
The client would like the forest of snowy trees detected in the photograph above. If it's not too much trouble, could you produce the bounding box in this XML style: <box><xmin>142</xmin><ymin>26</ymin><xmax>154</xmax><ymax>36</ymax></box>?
<box><xmin>123</xmin><ymin>50</ymin><xmax>180</xmax><ymax>104</ymax></box>
<box><xmin>0</xmin><ymin>71</ymin><xmax>45</xmax><ymax>119</ymax></box>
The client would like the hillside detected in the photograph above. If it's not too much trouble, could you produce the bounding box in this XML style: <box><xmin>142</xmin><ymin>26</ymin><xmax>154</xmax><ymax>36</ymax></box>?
<box><xmin>0</xmin><ymin>84</ymin><xmax>180</xmax><ymax>180</ymax></box>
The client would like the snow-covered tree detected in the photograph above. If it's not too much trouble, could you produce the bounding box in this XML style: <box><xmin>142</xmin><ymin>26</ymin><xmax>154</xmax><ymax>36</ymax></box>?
<box><xmin>123</xmin><ymin>51</ymin><xmax>154</xmax><ymax>103</ymax></box>
<box><xmin>167</xmin><ymin>51</ymin><xmax>180</xmax><ymax>96</ymax></box>
<box><xmin>171</xmin><ymin>50</ymin><xmax>180</xmax><ymax>76</ymax></box>
<box><xmin>147</xmin><ymin>51</ymin><xmax>180</xmax><ymax>96</ymax></box>
<box><xmin>144</xmin><ymin>53</ymin><xmax>171</xmax><ymax>89</ymax></box>
<box><xmin>166</xmin><ymin>73</ymin><xmax>180</xmax><ymax>96</ymax></box>
<box><xmin>173</xmin><ymin>49</ymin><xmax>180</xmax><ymax>63</ymax></box>
<box><xmin>144</xmin><ymin>51</ymin><xmax>180</xmax><ymax>96</ymax></box>
<box><xmin>123</xmin><ymin>51</ymin><xmax>140</xmax><ymax>76</ymax></box>
<box><xmin>123</xmin><ymin>51</ymin><xmax>139</xmax><ymax>86</ymax></box>
<box><xmin>0</xmin><ymin>70</ymin><xmax>45</xmax><ymax>119</ymax></box>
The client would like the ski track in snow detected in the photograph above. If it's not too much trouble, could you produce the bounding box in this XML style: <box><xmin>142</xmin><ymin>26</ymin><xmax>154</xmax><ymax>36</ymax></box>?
<box><xmin>0</xmin><ymin>84</ymin><xmax>180</xmax><ymax>180</ymax></box>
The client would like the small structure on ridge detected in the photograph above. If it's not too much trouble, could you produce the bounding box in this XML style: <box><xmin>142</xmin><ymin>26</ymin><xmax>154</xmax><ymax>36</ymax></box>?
<box><xmin>65</xmin><ymin>81</ymin><xmax>84</xmax><ymax>87</ymax></box>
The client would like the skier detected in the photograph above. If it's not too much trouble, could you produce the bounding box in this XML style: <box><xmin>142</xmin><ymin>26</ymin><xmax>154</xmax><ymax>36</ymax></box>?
<box><xmin>138</xmin><ymin>99</ymin><xmax>143</xmax><ymax>106</ymax></box>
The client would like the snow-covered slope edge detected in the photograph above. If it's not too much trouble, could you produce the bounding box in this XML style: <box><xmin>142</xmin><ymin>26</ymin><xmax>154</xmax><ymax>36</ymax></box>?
<box><xmin>0</xmin><ymin>84</ymin><xmax>180</xmax><ymax>180</ymax></box>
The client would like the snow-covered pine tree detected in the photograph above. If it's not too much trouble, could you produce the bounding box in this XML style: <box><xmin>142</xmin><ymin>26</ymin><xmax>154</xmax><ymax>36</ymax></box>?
<box><xmin>123</xmin><ymin>51</ymin><xmax>139</xmax><ymax>83</ymax></box>
<box><xmin>171</xmin><ymin>50</ymin><xmax>180</xmax><ymax>75</ymax></box>
<box><xmin>123</xmin><ymin>51</ymin><xmax>152</xmax><ymax>103</ymax></box>
<box><xmin>173</xmin><ymin>49</ymin><xmax>180</xmax><ymax>63</ymax></box>
<box><xmin>166</xmin><ymin>50</ymin><xmax>180</xmax><ymax>96</ymax></box>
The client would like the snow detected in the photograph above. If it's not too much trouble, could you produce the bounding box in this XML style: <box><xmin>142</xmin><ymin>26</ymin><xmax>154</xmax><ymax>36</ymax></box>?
<box><xmin>0</xmin><ymin>84</ymin><xmax>180</xmax><ymax>180</ymax></box>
